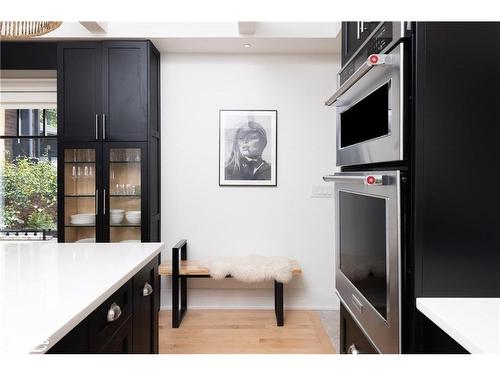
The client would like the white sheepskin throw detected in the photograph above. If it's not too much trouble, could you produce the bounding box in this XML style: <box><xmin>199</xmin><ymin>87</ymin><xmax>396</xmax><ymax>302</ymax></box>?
<box><xmin>200</xmin><ymin>255</ymin><xmax>294</xmax><ymax>283</ymax></box>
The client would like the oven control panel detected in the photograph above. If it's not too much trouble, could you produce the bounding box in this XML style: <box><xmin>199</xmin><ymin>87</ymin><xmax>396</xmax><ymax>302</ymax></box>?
<box><xmin>340</xmin><ymin>22</ymin><xmax>400</xmax><ymax>86</ymax></box>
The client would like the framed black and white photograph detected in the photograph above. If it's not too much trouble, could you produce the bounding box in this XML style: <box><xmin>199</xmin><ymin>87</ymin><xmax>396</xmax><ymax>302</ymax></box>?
<box><xmin>219</xmin><ymin>110</ymin><xmax>277</xmax><ymax>186</ymax></box>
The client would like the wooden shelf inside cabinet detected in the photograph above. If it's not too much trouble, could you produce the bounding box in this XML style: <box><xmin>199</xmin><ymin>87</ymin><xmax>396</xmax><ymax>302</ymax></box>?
<box><xmin>64</xmin><ymin>161</ymin><xmax>96</xmax><ymax>164</ymax></box>
<box><xmin>65</xmin><ymin>195</ymin><xmax>96</xmax><ymax>198</ymax></box>
<box><xmin>109</xmin><ymin>161</ymin><xmax>141</xmax><ymax>164</ymax></box>
<box><xmin>110</xmin><ymin>195</ymin><xmax>141</xmax><ymax>198</ymax></box>
<box><xmin>65</xmin><ymin>224</ymin><xmax>96</xmax><ymax>228</ymax></box>
<box><xmin>110</xmin><ymin>224</ymin><xmax>141</xmax><ymax>227</ymax></box>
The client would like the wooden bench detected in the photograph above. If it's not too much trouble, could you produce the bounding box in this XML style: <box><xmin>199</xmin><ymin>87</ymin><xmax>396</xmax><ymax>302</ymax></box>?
<box><xmin>159</xmin><ymin>239</ymin><xmax>301</xmax><ymax>328</ymax></box>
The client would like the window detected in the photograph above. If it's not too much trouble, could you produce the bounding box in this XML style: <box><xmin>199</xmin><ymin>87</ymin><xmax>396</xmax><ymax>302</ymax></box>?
<box><xmin>0</xmin><ymin>108</ymin><xmax>57</xmax><ymax>233</ymax></box>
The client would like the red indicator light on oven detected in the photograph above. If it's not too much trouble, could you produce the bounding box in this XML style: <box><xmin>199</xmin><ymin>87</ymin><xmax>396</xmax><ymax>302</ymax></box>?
<box><xmin>369</xmin><ymin>55</ymin><xmax>379</xmax><ymax>64</ymax></box>
<box><xmin>366</xmin><ymin>176</ymin><xmax>376</xmax><ymax>185</ymax></box>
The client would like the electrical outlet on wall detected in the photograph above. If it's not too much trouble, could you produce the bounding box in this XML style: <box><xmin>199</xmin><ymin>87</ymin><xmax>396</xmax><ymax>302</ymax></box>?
<box><xmin>311</xmin><ymin>185</ymin><xmax>334</xmax><ymax>198</ymax></box>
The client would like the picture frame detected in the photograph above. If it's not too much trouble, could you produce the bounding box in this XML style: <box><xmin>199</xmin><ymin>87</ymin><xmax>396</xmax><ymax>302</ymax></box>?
<box><xmin>219</xmin><ymin>109</ymin><xmax>277</xmax><ymax>186</ymax></box>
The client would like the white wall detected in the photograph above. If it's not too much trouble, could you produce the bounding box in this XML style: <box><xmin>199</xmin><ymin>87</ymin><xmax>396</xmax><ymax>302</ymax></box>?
<box><xmin>161</xmin><ymin>53</ymin><xmax>340</xmax><ymax>310</ymax></box>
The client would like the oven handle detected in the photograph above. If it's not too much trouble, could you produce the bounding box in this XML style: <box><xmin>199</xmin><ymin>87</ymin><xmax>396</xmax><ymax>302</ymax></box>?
<box><xmin>323</xmin><ymin>173</ymin><xmax>389</xmax><ymax>186</ymax></box>
<box><xmin>325</xmin><ymin>53</ymin><xmax>393</xmax><ymax>107</ymax></box>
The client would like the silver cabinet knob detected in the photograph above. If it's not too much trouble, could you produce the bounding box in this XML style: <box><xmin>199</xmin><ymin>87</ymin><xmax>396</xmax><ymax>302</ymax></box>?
<box><xmin>348</xmin><ymin>344</ymin><xmax>360</xmax><ymax>354</ymax></box>
<box><xmin>143</xmin><ymin>282</ymin><xmax>153</xmax><ymax>297</ymax></box>
<box><xmin>107</xmin><ymin>302</ymin><xmax>122</xmax><ymax>322</ymax></box>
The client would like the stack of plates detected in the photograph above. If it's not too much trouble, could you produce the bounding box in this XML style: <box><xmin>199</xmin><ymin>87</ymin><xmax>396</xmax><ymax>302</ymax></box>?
<box><xmin>70</xmin><ymin>213</ymin><xmax>95</xmax><ymax>225</ymax></box>
<box><xmin>125</xmin><ymin>210</ymin><xmax>141</xmax><ymax>224</ymax></box>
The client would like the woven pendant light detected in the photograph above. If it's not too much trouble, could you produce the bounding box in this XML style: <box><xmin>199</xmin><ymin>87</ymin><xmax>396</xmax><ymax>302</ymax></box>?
<box><xmin>0</xmin><ymin>21</ymin><xmax>62</xmax><ymax>40</ymax></box>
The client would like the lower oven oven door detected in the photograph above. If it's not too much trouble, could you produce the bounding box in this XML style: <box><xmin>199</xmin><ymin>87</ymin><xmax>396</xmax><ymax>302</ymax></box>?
<box><xmin>325</xmin><ymin>171</ymin><xmax>401</xmax><ymax>353</ymax></box>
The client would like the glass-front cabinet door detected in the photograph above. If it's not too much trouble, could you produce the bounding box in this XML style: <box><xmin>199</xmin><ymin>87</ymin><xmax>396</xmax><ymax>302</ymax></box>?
<box><xmin>61</xmin><ymin>144</ymin><xmax>101</xmax><ymax>243</ymax></box>
<box><xmin>104</xmin><ymin>144</ymin><xmax>146</xmax><ymax>243</ymax></box>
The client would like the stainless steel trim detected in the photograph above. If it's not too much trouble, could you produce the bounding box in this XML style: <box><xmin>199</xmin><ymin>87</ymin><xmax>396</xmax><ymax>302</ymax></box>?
<box><xmin>348</xmin><ymin>344</ymin><xmax>360</xmax><ymax>354</ymax></box>
<box><xmin>323</xmin><ymin>173</ymin><xmax>389</xmax><ymax>186</ymax></box>
<box><xmin>335</xmin><ymin>43</ymin><xmax>404</xmax><ymax>166</ymax></box>
<box><xmin>333</xmin><ymin>171</ymin><xmax>401</xmax><ymax>353</ymax></box>
<box><xmin>336</xmin><ymin>290</ymin><xmax>382</xmax><ymax>353</ymax></box>
<box><xmin>143</xmin><ymin>282</ymin><xmax>153</xmax><ymax>297</ymax></box>
<box><xmin>106</xmin><ymin>302</ymin><xmax>122</xmax><ymax>322</ymax></box>
<box><xmin>102</xmin><ymin>114</ymin><xmax>106</xmax><ymax>140</ymax></box>
<box><xmin>325</xmin><ymin>54</ymin><xmax>392</xmax><ymax>106</ymax></box>
<box><xmin>95</xmin><ymin>114</ymin><xmax>98</xmax><ymax>140</ymax></box>
<box><xmin>351</xmin><ymin>294</ymin><xmax>364</xmax><ymax>314</ymax></box>
<box><xmin>95</xmin><ymin>189</ymin><xmax>98</xmax><ymax>215</ymax></box>
<box><xmin>103</xmin><ymin>189</ymin><xmax>106</xmax><ymax>215</ymax></box>
<box><xmin>341</xmin><ymin>22</ymin><xmax>405</xmax><ymax>74</ymax></box>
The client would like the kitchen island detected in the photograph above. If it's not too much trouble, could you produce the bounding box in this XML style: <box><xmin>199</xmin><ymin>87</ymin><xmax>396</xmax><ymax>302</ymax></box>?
<box><xmin>0</xmin><ymin>241</ymin><xmax>163</xmax><ymax>354</ymax></box>
<box><xmin>417</xmin><ymin>298</ymin><xmax>500</xmax><ymax>354</ymax></box>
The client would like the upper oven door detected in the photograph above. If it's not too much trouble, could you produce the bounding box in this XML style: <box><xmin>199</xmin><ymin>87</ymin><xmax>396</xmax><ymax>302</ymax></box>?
<box><xmin>324</xmin><ymin>171</ymin><xmax>401</xmax><ymax>353</ymax></box>
<box><xmin>332</xmin><ymin>43</ymin><xmax>404</xmax><ymax>167</ymax></box>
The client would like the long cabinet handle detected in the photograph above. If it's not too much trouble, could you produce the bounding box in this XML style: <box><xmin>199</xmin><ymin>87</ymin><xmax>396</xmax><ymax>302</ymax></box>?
<box><xmin>95</xmin><ymin>114</ymin><xmax>98</xmax><ymax>140</ymax></box>
<box><xmin>102</xmin><ymin>114</ymin><xmax>106</xmax><ymax>140</ymax></box>
<box><xmin>95</xmin><ymin>189</ymin><xmax>99</xmax><ymax>215</ymax></box>
<box><xmin>103</xmin><ymin>189</ymin><xmax>106</xmax><ymax>215</ymax></box>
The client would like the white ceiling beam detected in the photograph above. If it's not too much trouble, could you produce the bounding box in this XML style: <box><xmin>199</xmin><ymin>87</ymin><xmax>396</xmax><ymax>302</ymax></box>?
<box><xmin>79</xmin><ymin>22</ymin><xmax>108</xmax><ymax>34</ymax></box>
<box><xmin>238</xmin><ymin>22</ymin><xmax>256</xmax><ymax>35</ymax></box>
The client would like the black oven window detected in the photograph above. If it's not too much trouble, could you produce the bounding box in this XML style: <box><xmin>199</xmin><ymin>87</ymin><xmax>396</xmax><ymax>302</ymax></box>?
<box><xmin>340</xmin><ymin>82</ymin><xmax>390</xmax><ymax>148</ymax></box>
<box><xmin>339</xmin><ymin>191</ymin><xmax>387</xmax><ymax>319</ymax></box>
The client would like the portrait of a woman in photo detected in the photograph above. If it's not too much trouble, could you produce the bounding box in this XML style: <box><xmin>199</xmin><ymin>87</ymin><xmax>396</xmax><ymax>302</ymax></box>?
<box><xmin>219</xmin><ymin>109</ymin><xmax>277</xmax><ymax>186</ymax></box>
<box><xmin>224</xmin><ymin>121</ymin><xmax>271</xmax><ymax>181</ymax></box>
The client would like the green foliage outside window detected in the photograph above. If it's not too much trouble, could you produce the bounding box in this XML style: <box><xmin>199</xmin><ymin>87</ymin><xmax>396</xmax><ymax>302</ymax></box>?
<box><xmin>1</xmin><ymin>156</ymin><xmax>57</xmax><ymax>230</ymax></box>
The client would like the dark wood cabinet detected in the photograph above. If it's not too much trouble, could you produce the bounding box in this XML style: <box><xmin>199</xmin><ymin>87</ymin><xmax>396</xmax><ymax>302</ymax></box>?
<box><xmin>132</xmin><ymin>257</ymin><xmax>160</xmax><ymax>353</ymax></box>
<box><xmin>58</xmin><ymin>40</ymin><xmax>156</xmax><ymax>142</ymax></box>
<box><xmin>57</xmin><ymin>43</ymin><xmax>101</xmax><ymax>141</ymax></box>
<box><xmin>340</xmin><ymin>303</ymin><xmax>378</xmax><ymax>354</ymax></box>
<box><xmin>47</xmin><ymin>255</ymin><xmax>160</xmax><ymax>354</ymax></box>
<box><xmin>341</xmin><ymin>22</ymin><xmax>380</xmax><ymax>67</ymax></box>
<box><xmin>57</xmin><ymin>40</ymin><xmax>161</xmax><ymax>243</ymax></box>
<box><xmin>102</xmin><ymin>42</ymin><xmax>148</xmax><ymax>141</ymax></box>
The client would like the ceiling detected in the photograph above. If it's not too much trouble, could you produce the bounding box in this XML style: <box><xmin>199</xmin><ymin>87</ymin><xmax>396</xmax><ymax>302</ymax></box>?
<box><xmin>36</xmin><ymin>22</ymin><xmax>341</xmax><ymax>54</ymax></box>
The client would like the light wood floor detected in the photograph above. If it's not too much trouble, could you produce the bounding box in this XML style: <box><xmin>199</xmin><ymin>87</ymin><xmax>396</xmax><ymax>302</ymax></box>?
<box><xmin>159</xmin><ymin>310</ymin><xmax>336</xmax><ymax>354</ymax></box>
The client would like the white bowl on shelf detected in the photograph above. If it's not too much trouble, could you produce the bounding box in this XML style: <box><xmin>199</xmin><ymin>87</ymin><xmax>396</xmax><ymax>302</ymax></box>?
<box><xmin>70</xmin><ymin>213</ymin><xmax>95</xmax><ymax>225</ymax></box>
<box><xmin>76</xmin><ymin>237</ymin><xmax>95</xmax><ymax>243</ymax></box>
<box><xmin>110</xmin><ymin>209</ymin><xmax>125</xmax><ymax>224</ymax></box>
<box><xmin>125</xmin><ymin>210</ymin><xmax>141</xmax><ymax>224</ymax></box>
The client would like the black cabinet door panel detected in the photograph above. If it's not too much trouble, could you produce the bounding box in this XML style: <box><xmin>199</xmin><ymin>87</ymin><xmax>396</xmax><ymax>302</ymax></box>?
<box><xmin>132</xmin><ymin>256</ymin><xmax>159</xmax><ymax>353</ymax></box>
<box><xmin>58</xmin><ymin>43</ymin><xmax>101</xmax><ymax>141</ymax></box>
<box><xmin>102</xmin><ymin>42</ymin><xmax>148</xmax><ymax>141</ymax></box>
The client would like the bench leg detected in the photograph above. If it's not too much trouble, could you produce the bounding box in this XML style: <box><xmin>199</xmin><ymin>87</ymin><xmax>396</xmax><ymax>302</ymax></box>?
<box><xmin>172</xmin><ymin>240</ymin><xmax>188</xmax><ymax>328</ymax></box>
<box><xmin>274</xmin><ymin>281</ymin><xmax>284</xmax><ymax>326</ymax></box>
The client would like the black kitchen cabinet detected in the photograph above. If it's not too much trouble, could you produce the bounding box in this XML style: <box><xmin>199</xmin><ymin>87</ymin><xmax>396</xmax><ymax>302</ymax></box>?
<box><xmin>132</xmin><ymin>256</ymin><xmax>160</xmax><ymax>353</ymax></box>
<box><xmin>102</xmin><ymin>42</ymin><xmax>148</xmax><ymax>141</ymax></box>
<box><xmin>58</xmin><ymin>40</ymin><xmax>157</xmax><ymax>142</ymax></box>
<box><xmin>47</xmin><ymin>255</ymin><xmax>160</xmax><ymax>354</ymax></box>
<box><xmin>341</xmin><ymin>22</ymin><xmax>380</xmax><ymax>67</ymax></box>
<box><xmin>57</xmin><ymin>40</ymin><xmax>161</xmax><ymax>243</ymax></box>
<box><xmin>57</xmin><ymin>43</ymin><xmax>101</xmax><ymax>141</ymax></box>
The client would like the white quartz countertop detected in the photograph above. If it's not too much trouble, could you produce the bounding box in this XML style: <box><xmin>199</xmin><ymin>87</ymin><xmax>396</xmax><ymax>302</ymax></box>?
<box><xmin>0</xmin><ymin>241</ymin><xmax>164</xmax><ymax>354</ymax></box>
<box><xmin>416</xmin><ymin>298</ymin><xmax>500</xmax><ymax>354</ymax></box>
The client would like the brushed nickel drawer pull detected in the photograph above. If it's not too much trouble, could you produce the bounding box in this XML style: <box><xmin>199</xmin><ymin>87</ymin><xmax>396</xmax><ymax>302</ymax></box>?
<box><xmin>143</xmin><ymin>282</ymin><xmax>153</xmax><ymax>297</ymax></box>
<box><xmin>106</xmin><ymin>302</ymin><xmax>122</xmax><ymax>322</ymax></box>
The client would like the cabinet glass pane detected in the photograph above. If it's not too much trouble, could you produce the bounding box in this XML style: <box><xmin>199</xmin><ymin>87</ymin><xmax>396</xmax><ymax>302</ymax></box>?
<box><xmin>109</xmin><ymin>148</ymin><xmax>141</xmax><ymax>243</ymax></box>
<box><xmin>63</xmin><ymin>148</ymin><xmax>96</xmax><ymax>243</ymax></box>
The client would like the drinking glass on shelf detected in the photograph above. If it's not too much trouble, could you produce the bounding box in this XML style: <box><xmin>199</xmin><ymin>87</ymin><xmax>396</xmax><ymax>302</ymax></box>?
<box><xmin>134</xmin><ymin>150</ymin><xmax>140</xmax><ymax>162</ymax></box>
<box><xmin>125</xmin><ymin>150</ymin><xmax>131</xmax><ymax>162</ymax></box>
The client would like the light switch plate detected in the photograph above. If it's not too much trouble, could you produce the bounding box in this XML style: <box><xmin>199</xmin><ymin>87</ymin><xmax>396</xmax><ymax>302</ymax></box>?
<box><xmin>311</xmin><ymin>185</ymin><xmax>334</xmax><ymax>198</ymax></box>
